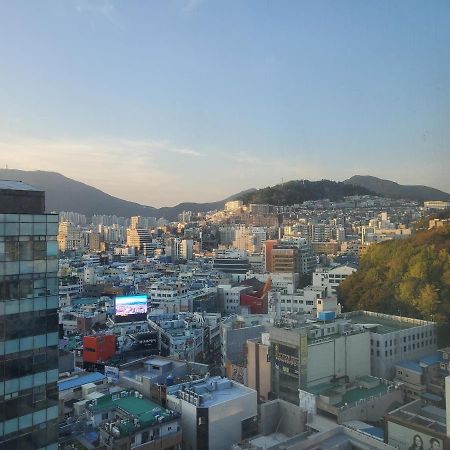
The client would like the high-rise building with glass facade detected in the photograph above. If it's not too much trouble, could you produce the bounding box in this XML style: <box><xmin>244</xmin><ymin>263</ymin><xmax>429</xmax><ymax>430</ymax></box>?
<box><xmin>0</xmin><ymin>181</ymin><xmax>59</xmax><ymax>450</ymax></box>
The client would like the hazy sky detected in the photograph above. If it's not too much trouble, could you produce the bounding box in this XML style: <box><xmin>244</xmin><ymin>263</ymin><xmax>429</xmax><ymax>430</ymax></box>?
<box><xmin>0</xmin><ymin>0</ymin><xmax>449</xmax><ymax>207</ymax></box>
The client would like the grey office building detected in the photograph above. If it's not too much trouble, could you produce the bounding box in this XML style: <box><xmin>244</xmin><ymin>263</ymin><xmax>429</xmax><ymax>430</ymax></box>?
<box><xmin>0</xmin><ymin>181</ymin><xmax>59</xmax><ymax>450</ymax></box>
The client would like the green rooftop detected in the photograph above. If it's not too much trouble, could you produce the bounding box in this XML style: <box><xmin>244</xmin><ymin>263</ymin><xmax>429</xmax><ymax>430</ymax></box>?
<box><xmin>87</xmin><ymin>390</ymin><xmax>176</xmax><ymax>437</ymax></box>
<box><xmin>306</xmin><ymin>376</ymin><xmax>391</xmax><ymax>408</ymax></box>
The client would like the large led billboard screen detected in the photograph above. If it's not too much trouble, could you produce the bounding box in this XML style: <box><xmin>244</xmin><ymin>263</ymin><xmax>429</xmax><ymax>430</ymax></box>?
<box><xmin>115</xmin><ymin>295</ymin><xmax>147</xmax><ymax>316</ymax></box>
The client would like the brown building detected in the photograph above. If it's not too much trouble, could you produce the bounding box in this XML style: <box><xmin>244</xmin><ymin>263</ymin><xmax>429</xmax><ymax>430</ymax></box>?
<box><xmin>89</xmin><ymin>232</ymin><xmax>101</xmax><ymax>251</ymax></box>
<box><xmin>264</xmin><ymin>239</ymin><xmax>279</xmax><ymax>272</ymax></box>
<box><xmin>271</xmin><ymin>247</ymin><xmax>298</xmax><ymax>273</ymax></box>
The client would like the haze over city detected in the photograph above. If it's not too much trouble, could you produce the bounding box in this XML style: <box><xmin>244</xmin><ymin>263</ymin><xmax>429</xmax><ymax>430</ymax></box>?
<box><xmin>1</xmin><ymin>0</ymin><xmax>449</xmax><ymax>206</ymax></box>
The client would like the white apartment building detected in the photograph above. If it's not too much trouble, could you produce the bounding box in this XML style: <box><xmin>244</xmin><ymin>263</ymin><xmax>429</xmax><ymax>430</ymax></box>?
<box><xmin>58</xmin><ymin>221</ymin><xmax>82</xmax><ymax>252</ymax></box>
<box><xmin>225</xmin><ymin>200</ymin><xmax>244</xmax><ymax>211</ymax></box>
<box><xmin>269</xmin><ymin>286</ymin><xmax>337</xmax><ymax>316</ymax></box>
<box><xmin>217</xmin><ymin>284</ymin><xmax>249</xmax><ymax>313</ymax></box>
<box><xmin>233</xmin><ymin>226</ymin><xmax>267</xmax><ymax>253</ymax></box>
<box><xmin>181</xmin><ymin>238</ymin><xmax>194</xmax><ymax>260</ymax></box>
<box><xmin>343</xmin><ymin>311</ymin><xmax>438</xmax><ymax>379</ymax></box>
<box><xmin>312</xmin><ymin>264</ymin><xmax>357</xmax><ymax>295</ymax></box>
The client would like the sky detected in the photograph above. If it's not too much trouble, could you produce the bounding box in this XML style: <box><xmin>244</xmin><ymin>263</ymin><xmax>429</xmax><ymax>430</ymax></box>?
<box><xmin>0</xmin><ymin>0</ymin><xmax>449</xmax><ymax>207</ymax></box>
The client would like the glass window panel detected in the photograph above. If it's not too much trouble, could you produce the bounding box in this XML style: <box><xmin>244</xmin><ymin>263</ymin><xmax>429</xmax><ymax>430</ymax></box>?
<box><xmin>5</xmin><ymin>378</ymin><xmax>19</xmax><ymax>394</ymax></box>
<box><xmin>46</xmin><ymin>260</ymin><xmax>58</xmax><ymax>272</ymax></box>
<box><xmin>3</xmin><ymin>417</ymin><xmax>18</xmax><ymax>435</ymax></box>
<box><xmin>20</xmin><ymin>299</ymin><xmax>33</xmax><ymax>313</ymax></box>
<box><xmin>19</xmin><ymin>261</ymin><xmax>33</xmax><ymax>274</ymax></box>
<box><xmin>5</xmin><ymin>262</ymin><xmax>19</xmax><ymax>275</ymax></box>
<box><xmin>46</xmin><ymin>277</ymin><xmax>58</xmax><ymax>295</ymax></box>
<box><xmin>5</xmin><ymin>223</ymin><xmax>19</xmax><ymax>236</ymax></box>
<box><xmin>34</xmin><ymin>335</ymin><xmax>46</xmax><ymax>348</ymax></box>
<box><xmin>46</xmin><ymin>223</ymin><xmax>58</xmax><ymax>235</ymax></box>
<box><xmin>19</xmin><ymin>222</ymin><xmax>33</xmax><ymax>235</ymax></box>
<box><xmin>46</xmin><ymin>297</ymin><xmax>58</xmax><ymax>309</ymax></box>
<box><xmin>5</xmin><ymin>300</ymin><xmax>19</xmax><ymax>315</ymax></box>
<box><xmin>5</xmin><ymin>241</ymin><xmax>19</xmax><ymax>261</ymax></box>
<box><xmin>19</xmin><ymin>241</ymin><xmax>33</xmax><ymax>260</ymax></box>
<box><xmin>32</xmin><ymin>408</ymin><xmax>46</xmax><ymax>425</ymax></box>
<box><xmin>33</xmin><ymin>260</ymin><xmax>47</xmax><ymax>273</ymax></box>
<box><xmin>34</xmin><ymin>241</ymin><xmax>47</xmax><ymax>259</ymax></box>
<box><xmin>34</xmin><ymin>297</ymin><xmax>46</xmax><ymax>311</ymax></box>
<box><xmin>19</xmin><ymin>413</ymin><xmax>33</xmax><ymax>430</ymax></box>
<box><xmin>4</xmin><ymin>339</ymin><xmax>19</xmax><ymax>355</ymax></box>
<box><xmin>47</xmin><ymin>333</ymin><xmax>58</xmax><ymax>346</ymax></box>
<box><xmin>33</xmin><ymin>223</ymin><xmax>46</xmax><ymax>235</ymax></box>
<box><xmin>46</xmin><ymin>241</ymin><xmax>57</xmax><ymax>257</ymax></box>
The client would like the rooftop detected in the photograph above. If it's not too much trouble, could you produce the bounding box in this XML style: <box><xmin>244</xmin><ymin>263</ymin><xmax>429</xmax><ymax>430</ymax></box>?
<box><xmin>167</xmin><ymin>376</ymin><xmax>254</xmax><ymax>408</ymax></box>
<box><xmin>306</xmin><ymin>376</ymin><xmax>393</xmax><ymax>408</ymax></box>
<box><xmin>87</xmin><ymin>389</ymin><xmax>176</xmax><ymax>437</ymax></box>
<box><xmin>387</xmin><ymin>400</ymin><xmax>447</xmax><ymax>434</ymax></box>
<box><xmin>344</xmin><ymin>311</ymin><xmax>433</xmax><ymax>334</ymax></box>
<box><xmin>0</xmin><ymin>180</ymin><xmax>42</xmax><ymax>191</ymax></box>
<box><xmin>58</xmin><ymin>372</ymin><xmax>106</xmax><ymax>392</ymax></box>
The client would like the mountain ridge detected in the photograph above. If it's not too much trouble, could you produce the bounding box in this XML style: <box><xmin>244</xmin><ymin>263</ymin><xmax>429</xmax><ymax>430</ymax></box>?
<box><xmin>1</xmin><ymin>169</ymin><xmax>448</xmax><ymax>220</ymax></box>
<box><xmin>344</xmin><ymin>175</ymin><xmax>450</xmax><ymax>202</ymax></box>
<box><xmin>0</xmin><ymin>169</ymin><xmax>251</xmax><ymax>220</ymax></box>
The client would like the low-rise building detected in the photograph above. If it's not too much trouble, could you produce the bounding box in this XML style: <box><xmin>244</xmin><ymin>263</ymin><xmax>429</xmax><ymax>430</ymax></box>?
<box><xmin>86</xmin><ymin>389</ymin><xmax>182</xmax><ymax>450</ymax></box>
<box><xmin>385</xmin><ymin>398</ymin><xmax>449</xmax><ymax>450</ymax></box>
<box><xmin>166</xmin><ymin>376</ymin><xmax>257</xmax><ymax>450</ymax></box>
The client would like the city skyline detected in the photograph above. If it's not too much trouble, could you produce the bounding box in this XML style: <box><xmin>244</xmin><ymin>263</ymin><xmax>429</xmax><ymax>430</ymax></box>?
<box><xmin>1</xmin><ymin>0</ymin><xmax>449</xmax><ymax>206</ymax></box>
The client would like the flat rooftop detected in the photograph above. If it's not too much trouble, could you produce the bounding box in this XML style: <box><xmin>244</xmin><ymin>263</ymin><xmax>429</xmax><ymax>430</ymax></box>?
<box><xmin>307</xmin><ymin>376</ymin><xmax>391</xmax><ymax>408</ymax></box>
<box><xmin>87</xmin><ymin>389</ymin><xmax>176</xmax><ymax>436</ymax></box>
<box><xmin>168</xmin><ymin>376</ymin><xmax>253</xmax><ymax>408</ymax></box>
<box><xmin>0</xmin><ymin>180</ymin><xmax>42</xmax><ymax>191</ymax></box>
<box><xmin>346</xmin><ymin>311</ymin><xmax>431</xmax><ymax>334</ymax></box>
<box><xmin>58</xmin><ymin>372</ymin><xmax>106</xmax><ymax>392</ymax></box>
<box><xmin>387</xmin><ymin>400</ymin><xmax>446</xmax><ymax>434</ymax></box>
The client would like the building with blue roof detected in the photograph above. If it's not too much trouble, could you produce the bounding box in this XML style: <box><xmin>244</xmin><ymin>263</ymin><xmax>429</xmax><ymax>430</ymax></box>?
<box><xmin>58</xmin><ymin>371</ymin><xmax>107</xmax><ymax>392</ymax></box>
<box><xmin>395</xmin><ymin>352</ymin><xmax>446</xmax><ymax>404</ymax></box>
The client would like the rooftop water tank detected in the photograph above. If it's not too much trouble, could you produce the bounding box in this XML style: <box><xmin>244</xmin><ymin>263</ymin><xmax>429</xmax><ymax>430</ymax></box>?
<box><xmin>318</xmin><ymin>311</ymin><xmax>336</xmax><ymax>322</ymax></box>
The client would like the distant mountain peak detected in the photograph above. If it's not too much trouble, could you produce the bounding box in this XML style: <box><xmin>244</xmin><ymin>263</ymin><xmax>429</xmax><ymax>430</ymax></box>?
<box><xmin>344</xmin><ymin>175</ymin><xmax>450</xmax><ymax>202</ymax></box>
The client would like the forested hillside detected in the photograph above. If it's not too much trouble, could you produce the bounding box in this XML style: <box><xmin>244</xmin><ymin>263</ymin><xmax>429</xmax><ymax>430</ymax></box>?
<box><xmin>338</xmin><ymin>223</ymin><xmax>450</xmax><ymax>341</ymax></box>
<box><xmin>240</xmin><ymin>180</ymin><xmax>375</xmax><ymax>205</ymax></box>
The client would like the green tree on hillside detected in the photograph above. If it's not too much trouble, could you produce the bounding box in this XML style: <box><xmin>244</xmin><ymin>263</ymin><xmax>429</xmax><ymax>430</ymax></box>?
<box><xmin>338</xmin><ymin>224</ymin><xmax>450</xmax><ymax>343</ymax></box>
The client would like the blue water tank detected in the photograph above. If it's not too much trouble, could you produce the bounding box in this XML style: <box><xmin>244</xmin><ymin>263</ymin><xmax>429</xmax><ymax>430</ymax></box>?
<box><xmin>318</xmin><ymin>311</ymin><xmax>336</xmax><ymax>322</ymax></box>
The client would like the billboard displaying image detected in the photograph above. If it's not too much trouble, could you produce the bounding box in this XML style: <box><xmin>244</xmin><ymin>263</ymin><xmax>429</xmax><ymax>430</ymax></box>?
<box><xmin>388</xmin><ymin>422</ymin><xmax>443</xmax><ymax>450</ymax></box>
<box><xmin>115</xmin><ymin>295</ymin><xmax>147</xmax><ymax>316</ymax></box>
